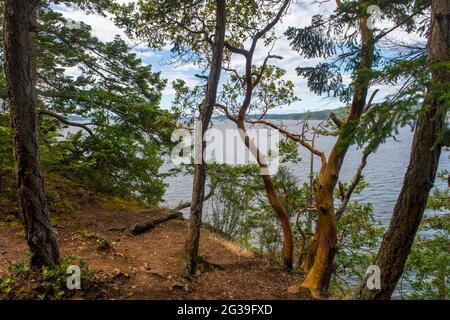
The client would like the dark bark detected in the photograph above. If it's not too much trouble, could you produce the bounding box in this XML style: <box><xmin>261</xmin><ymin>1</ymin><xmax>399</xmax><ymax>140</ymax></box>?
<box><xmin>3</xmin><ymin>0</ymin><xmax>60</xmax><ymax>267</ymax></box>
<box><xmin>182</xmin><ymin>0</ymin><xmax>226</xmax><ymax>278</ymax></box>
<box><xmin>356</xmin><ymin>0</ymin><xmax>450</xmax><ymax>300</ymax></box>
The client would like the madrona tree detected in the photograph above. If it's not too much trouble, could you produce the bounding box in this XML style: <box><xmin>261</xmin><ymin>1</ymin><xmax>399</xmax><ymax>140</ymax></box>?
<box><xmin>169</xmin><ymin>0</ymin><xmax>299</xmax><ymax>271</ymax></box>
<box><xmin>114</xmin><ymin>0</ymin><xmax>299</xmax><ymax>276</ymax></box>
<box><xmin>256</xmin><ymin>0</ymin><xmax>430</xmax><ymax>297</ymax></box>
<box><xmin>113</xmin><ymin>0</ymin><xmax>227</xmax><ymax>278</ymax></box>
<box><xmin>215</xmin><ymin>0</ymin><xmax>296</xmax><ymax>271</ymax></box>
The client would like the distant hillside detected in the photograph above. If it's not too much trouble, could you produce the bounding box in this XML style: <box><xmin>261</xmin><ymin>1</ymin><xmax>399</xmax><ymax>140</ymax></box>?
<box><xmin>67</xmin><ymin>107</ymin><xmax>348</xmax><ymax>122</ymax></box>
<box><xmin>67</xmin><ymin>115</ymin><xmax>90</xmax><ymax>122</ymax></box>
<box><xmin>215</xmin><ymin>107</ymin><xmax>347</xmax><ymax>121</ymax></box>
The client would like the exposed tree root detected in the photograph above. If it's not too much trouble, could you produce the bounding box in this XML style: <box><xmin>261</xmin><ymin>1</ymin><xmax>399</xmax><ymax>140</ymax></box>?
<box><xmin>197</xmin><ymin>255</ymin><xmax>224</xmax><ymax>273</ymax></box>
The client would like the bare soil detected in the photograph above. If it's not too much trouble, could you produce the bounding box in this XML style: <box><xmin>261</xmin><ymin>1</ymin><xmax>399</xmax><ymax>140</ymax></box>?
<box><xmin>0</xmin><ymin>207</ymin><xmax>305</xmax><ymax>300</ymax></box>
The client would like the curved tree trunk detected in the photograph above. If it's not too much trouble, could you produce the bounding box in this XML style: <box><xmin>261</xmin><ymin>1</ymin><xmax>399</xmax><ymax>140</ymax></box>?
<box><xmin>356</xmin><ymin>0</ymin><xmax>449</xmax><ymax>300</ymax></box>
<box><xmin>300</xmin><ymin>149</ymin><xmax>345</xmax><ymax>297</ymax></box>
<box><xmin>4</xmin><ymin>0</ymin><xmax>60</xmax><ymax>267</ymax></box>
<box><xmin>300</xmin><ymin>13</ymin><xmax>374</xmax><ymax>298</ymax></box>
<box><xmin>182</xmin><ymin>0</ymin><xmax>226</xmax><ymax>278</ymax></box>
<box><xmin>237</xmin><ymin>121</ymin><xmax>294</xmax><ymax>270</ymax></box>
<box><xmin>261</xmin><ymin>174</ymin><xmax>295</xmax><ymax>270</ymax></box>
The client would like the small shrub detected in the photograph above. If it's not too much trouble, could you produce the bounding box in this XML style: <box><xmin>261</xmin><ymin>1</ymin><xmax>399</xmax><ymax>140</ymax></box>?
<box><xmin>0</xmin><ymin>256</ymin><xmax>92</xmax><ymax>300</ymax></box>
<box><xmin>79</xmin><ymin>228</ymin><xmax>112</xmax><ymax>251</ymax></box>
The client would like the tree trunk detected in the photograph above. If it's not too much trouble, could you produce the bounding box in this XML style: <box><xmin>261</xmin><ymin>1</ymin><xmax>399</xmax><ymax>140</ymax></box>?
<box><xmin>300</xmin><ymin>13</ymin><xmax>374</xmax><ymax>298</ymax></box>
<box><xmin>3</xmin><ymin>0</ymin><xmax>60</xmax><ymax>267</ymax></box>
<box><xmin>300</xmin><ymin>165</ymin><xmax>339</xmax><ymax>297</ymax></box>
<box><xmin>356</xmin><ymin>0</ymin><xmax>449</xmax><ymax>300</ymax></box>
<box><xmin>236</xmin><ymin>121</ymin><xmax>294</xmax><ymax>270</ymax></box>
<box><xmin>261</xmin><ymin>174</ymin><xmax>295</xmax><ymax>271</ymax></box>
<box><xmin>182</xmin><ymin>0</ymin><xmax>226</xmax><ymax>278</ymax></box>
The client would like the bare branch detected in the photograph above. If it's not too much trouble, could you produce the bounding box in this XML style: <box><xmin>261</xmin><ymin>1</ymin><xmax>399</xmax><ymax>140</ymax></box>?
<box><xmin>223</xmin><ymin>65</ymin><xmax>245</xmax><ymax>87</ymax></box>
<box><xmin>174</xmin><ymin>184</ymin><xmax>216</xmax><ymax>211</ymax></box>
<box><xmin>251</xmin><ymin>119</ymin><xmax>327</xmax><ymax>165</ymax></box>
<box><xmin>39</xmin><ymin>109</ymin><xmax>94</xmax><ymax>136</ymax></box>
<box><xmin>364</xmin><ymin>89</ymin><xmax>380</xmax><ymax>113</ymax></box>
<box><xmin>215</xmin><ymin>103</ymin><xmax>238</xmax><ymax>123</ymax></box>
<box><xmin>224</xmin><ymin>42</ymin><xmax>249</xmax><ymax>57</ymax></box>
<box><xmin>195</xmin><ymin>74</ymin><xmax>209</xmax><ymax>80</ymax></box>
<box><xmin>335</xmin><ymin>150</ymin><xmax>371</xmax><ymax>221</ymax></box>
<box><xmin>329</xmin><ymin>112</ymin><xmax>343</xmax><ymax>128</ymax></box>
<box><xmin>250</xmin><ymin>0</ymin><xmax>290</xmax><ymax>53</ymax></box>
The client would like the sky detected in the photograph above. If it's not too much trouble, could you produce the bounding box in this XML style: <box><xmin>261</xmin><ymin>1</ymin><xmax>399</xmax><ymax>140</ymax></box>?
<box><xmin>55</xmin><ymin>0</ymin><xmax>426</xmax><ymax>114</ymax></box>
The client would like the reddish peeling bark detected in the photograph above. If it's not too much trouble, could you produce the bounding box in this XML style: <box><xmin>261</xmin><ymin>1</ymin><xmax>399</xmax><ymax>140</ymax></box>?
<box><xmin>300</xmin><ymin>13</ymin><xmax>374</xmax><ymax>298</ymax></box>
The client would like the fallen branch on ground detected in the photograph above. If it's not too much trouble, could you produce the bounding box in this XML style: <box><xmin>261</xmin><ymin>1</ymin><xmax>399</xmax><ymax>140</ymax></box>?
<box><xmin>127</xmin><ymin>187</ymin><xmax>215</xmax><ymax>236</ymax></box>
<box><xmin>128</xmin><ymin>210</ymin><xmax>183</xmax><ymax>236</ymax></box>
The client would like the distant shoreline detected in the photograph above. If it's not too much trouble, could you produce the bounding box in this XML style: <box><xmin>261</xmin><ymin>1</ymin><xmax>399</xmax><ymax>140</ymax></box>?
<box><xmin>67</xmin><ymin>107</ymin><xmax>348</xmax><ymax>122</ymax></box>
<box><xmin>213</xmin><ymin>107</ymin><xmax>347</xmax><ymax>121</ymax></box>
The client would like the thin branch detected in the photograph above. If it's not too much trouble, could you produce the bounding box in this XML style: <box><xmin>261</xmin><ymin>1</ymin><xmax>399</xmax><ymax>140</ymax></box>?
<box><xmin>250</xmin><ymin>0</ymin><xmax>290</xmax><ymax>53</ymax></box>
<box><xmin>235</xmin><ymin>0</ymin><xmax>290</xmax><ymax>121</ymax></box>
<box><xmin>374</xmin><ymin>4</ymin><xmax>431</xmax><ymax>42</ymax></box>
<box><xmin>329</xmin><ymin>112</ymin><xmax>343</xmax><ymax>128</ymax></box>
<box><xmin>195</xmin><ymin>74</ymin><xmax>209</xmax><ymax>80</ymax></box>
<box><xmin>215</xmin><ymin>103</ymin><xmax>238</xmax><ymax>123</ymax></box>
<box><xmin>224</xmin><ymin>42</ymin><xmax>249</xmax><ymax>57</ymax></box>
<box><xmin>223</xmin><ymin>65</ymin><xmax>245</xmax><ymax>87</ymax></box>
<box><xmin>174</xmin><ymin>184</ymin><xmax>216</xmax><ymax>211</ymax></box>
<box><xmin>39</xmin><ymin>109</ymin><xmax>94</xmax><ymax>136</ymax></box>
<box><xmin>335</xmin><ymin>150</ymin><xmax>371</xmax><ymax>221</ymax></box>
<box><xmin>253</xmin><ymin>54</ymin><xmax>283</xmax><ymax>88</ymax></box>
<box><xmin>251</xmin><ymin>119</ymin><xmax>327</xmax><ymax>165</ymax></box>
<box><xmin>364</xmin><ymin>89</ymin><xmax>380</xmax><ymax>113</ymax></box>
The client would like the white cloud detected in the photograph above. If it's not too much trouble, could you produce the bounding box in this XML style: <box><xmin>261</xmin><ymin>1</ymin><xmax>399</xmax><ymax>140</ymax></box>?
<box><xmin>55</xmin><ymin>0</ymin><xmax>426</xmax><ymax>113</ymax></box>
<box><xmin>54</xmin><ymin>4</ymin><xmax>126</xmax><ymax>42</ymax></box>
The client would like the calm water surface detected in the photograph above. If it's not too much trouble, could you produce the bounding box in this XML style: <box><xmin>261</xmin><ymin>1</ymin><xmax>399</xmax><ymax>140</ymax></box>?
<box><xmin>162</xmin><ymin>120</ymin><xmax>450</xmax><ymax>226</ymax></box>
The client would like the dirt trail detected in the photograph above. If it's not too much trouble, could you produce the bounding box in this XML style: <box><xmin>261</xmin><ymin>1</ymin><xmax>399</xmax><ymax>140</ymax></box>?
<box><xmin>0</xmin><ymin>208</ymin><xmax>305</xmax><ymax>300</ymax></box>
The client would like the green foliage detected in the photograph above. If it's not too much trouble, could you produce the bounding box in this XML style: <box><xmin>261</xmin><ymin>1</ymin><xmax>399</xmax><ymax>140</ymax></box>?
<box><xmin>286</xmin><ymin>14</ymin><xmax>336</xmax><ymax>59</ymax></box>
<box><xmin>0</xmin><ymin>115</ymin><xmax>19</xmax><ymax>219</ymax></box>
<box><xmin>207</xmin><ymin>164</ymin><xmax>261</xmax><ymax>245</ymax></box>
<box><xmin>0</xmin><ymin>2</ymin><xmax>177</xmax><ymax>205</ymax></box>
<box><xmin>399</xmin><ymin>172</ymin><xmax>450</xmax><ymax>300</ymax></box>
<box><xmin>0</xmin><ymin>114</ymin><xmax>13</xmax><ymax>175</ymax></box>
<box><xmin>332</xmin><ymin>201</ymin><xmax>385</xmax><ymax>296</ymax></box>
<box><xmin>279</xmin><ymin>139</ymin><xmax>301</xmax><ymax>164</ymax></box>
<box><xmin>79</xmin><ymin>228</ymin><xmax>112</xmax><ymax>251</ymax></box>
<box><xmin>206</xmin><ymin>165</ymin><xmax>308</xmax><ymax>260</ymax></box>
<box><xmin>401</xmin><ymin>214</ymin><xmax>449</xmax><ymax>299</ymax></box>
<box><xmin>114</xmin><ymin>0</ymin><xmax>291</xmax><ymax>64</ymax></box>
<box><xmin>218</xmin><ymin>64</ymin><xmax>298</xmax><ymax>117</ymax></box>
<box><xmin>296</xmin><ymin>63</ymin><xmax>352</xmax><ymax>102</ymax></box>
<box><xmin>206</xmin><ymin>162</ymin><xmax>389</xmax><ymax>286</ymax></box>
<box><xmin>255</xmin><ymin>167</ymin><xmax>313</xmax><ymax>263</ymax></box>
<box><xmin>0</xmin><ymin>256</ymin><xmax>92</xmax><ymax>300</ymax></box>
<box><xmin>287</xmin><ymin>0</ymin><xmax>433</xmax><ymax>150</ymax></box>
